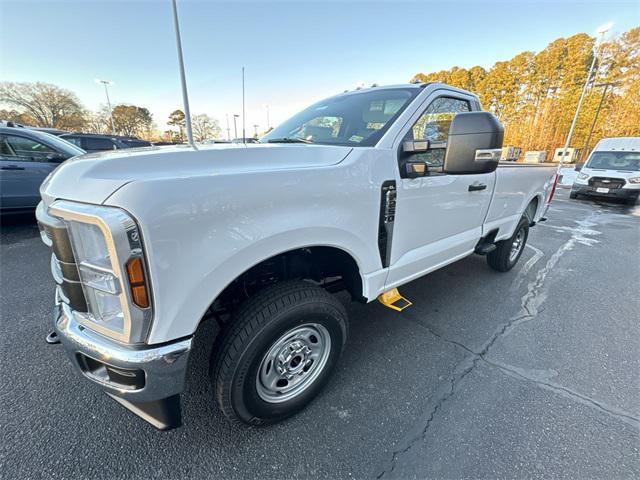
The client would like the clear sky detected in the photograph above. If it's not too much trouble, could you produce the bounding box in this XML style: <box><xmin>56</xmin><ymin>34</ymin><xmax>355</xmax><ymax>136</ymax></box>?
<box><xmin>1</xmin><ymin>0</ymin><xmax>638</xmax><ymax>135</ymax></box>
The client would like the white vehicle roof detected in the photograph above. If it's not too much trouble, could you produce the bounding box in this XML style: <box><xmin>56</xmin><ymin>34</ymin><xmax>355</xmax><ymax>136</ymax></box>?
<box><xmin>593</xmin><ymin>137</ymin><xmax>640</xmax><ymax>152</ymax></box>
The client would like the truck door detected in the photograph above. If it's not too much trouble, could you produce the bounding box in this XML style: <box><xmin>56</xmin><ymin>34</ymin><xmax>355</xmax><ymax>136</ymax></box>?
<box><xmin>385</xmin><ymin>93</ymin><xmax>495</xmax><ymax>288</ymax></box>
<box><xmin>0</xmin><ymin>134</ymin><xmax>58</xmax><ymax>210</ymax></box>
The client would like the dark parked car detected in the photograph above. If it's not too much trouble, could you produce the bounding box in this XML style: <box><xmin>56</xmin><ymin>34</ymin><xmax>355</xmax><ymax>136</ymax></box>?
<box><xmin>59</xmin><ymin>133</ymin><xmax>152</xmax><ymax>152</ymax></box>
<box><xmin>0</xmin><ymin>126</ymin><xmax>85</xmax><ymax>213</ymax></box>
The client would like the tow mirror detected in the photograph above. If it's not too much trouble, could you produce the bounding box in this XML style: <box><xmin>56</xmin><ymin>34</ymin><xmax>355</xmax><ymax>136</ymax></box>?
<box><xmin>402</xmin><ymin>140</ymin><xmax>429</xmax><ymax>154</ymax></box>
<box><xmin>443</xmin><ymin>112</ymin><xmax>504</xmax><ymax>175</ymax></box>
<box><xmin>402</xmin><ymin>140</ymin><xmax>431</xmax><ymax>178</ymax></box>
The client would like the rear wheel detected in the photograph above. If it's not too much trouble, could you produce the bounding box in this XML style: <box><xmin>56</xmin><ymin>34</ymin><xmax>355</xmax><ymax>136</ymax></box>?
<box><xmin>487</xmin><ymin>217</ymin><xmax>529</xmax><ymax>272</ymax></box>
<box><xmin>212</xmin><ymin>281</ymin><xmax>348</xmax><ymax>425</ymax></box>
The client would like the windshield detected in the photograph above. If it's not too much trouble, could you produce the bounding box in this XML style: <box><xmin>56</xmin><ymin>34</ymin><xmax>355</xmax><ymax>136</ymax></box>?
<box><xmin>34</xmin><ymin>130</ymin><xmax>85</xmax><ymax>156</ymax></box>
<box><xmin>260</xmin><ymin>88</ymin><xmax>420</xmax><ymax>147</ymax></box>
<box><xmin>586</xmin><ymin>151</ymin><xmax>640</xmax><ymax>171</ymax></box>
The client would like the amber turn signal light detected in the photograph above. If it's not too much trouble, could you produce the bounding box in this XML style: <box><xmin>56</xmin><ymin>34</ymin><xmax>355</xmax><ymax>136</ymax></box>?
<box><xmin>126</xmin><ymin>257</ymin><xmax>149</xmax><ymax>308</ymax></box>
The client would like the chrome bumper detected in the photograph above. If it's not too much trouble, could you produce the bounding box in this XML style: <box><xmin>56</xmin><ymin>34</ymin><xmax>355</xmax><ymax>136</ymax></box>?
<box><xmin>55</xmin><ymin>298</ymin><xmax>192</xmax><ymax>402</ymax></box>
<box><xmin>54</xmin><ymin>294</ymin><xmax>192</xmax><ymax>429</ymax></box>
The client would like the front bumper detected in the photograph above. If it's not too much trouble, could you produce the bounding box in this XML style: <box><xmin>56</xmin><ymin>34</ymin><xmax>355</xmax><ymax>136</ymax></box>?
<box><xmin>54</xmin><ymin>294</ymin><xmax>193</xmax><ymax>429</ymax></box>
<box><xmin>571</xmin><ymin>184</ymin><xmax>639</xmax><ymax>200</ymax></box>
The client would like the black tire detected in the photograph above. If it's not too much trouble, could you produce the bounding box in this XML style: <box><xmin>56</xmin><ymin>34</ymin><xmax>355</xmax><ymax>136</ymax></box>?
<box><xmin>569</xmin><ymin>191</ymin><xmax>579</xmax><ymax>199</ymax></box>
<box><xmin>625</xmin><ymin>195</ymin><xmax>638</xmax><ymax>206</ymax></box>
<box><xmin>212</xmin><ymin>280</ymin><xmax>348</xmax><ymax>426</ymax></box>
<box><xmin>487</xmin><ymin>217</ymin><xmax>529</xmax><ymax>272</ymax></box>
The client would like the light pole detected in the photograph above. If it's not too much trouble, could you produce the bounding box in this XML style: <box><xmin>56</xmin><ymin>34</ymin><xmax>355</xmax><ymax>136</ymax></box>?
<box><xmin>233</xmin><ymin>114</ymin><xmax>239</xmax><ymax>140</ymax></box>
<box><xmin>582</xmin><ymin>81</ymin><xmax>618</xmax><ymax>160</ymax></box>
<box><xmin>95</xmin><ymin>79</ymin><xmax>116</xmax><ymax>135</ymax></box>
<box><xmin>253</xmin><ymin>124</ymin><xmax>259</xmax><ymax>138</ymax></box>
<box><xmin>226</xmin><ymin>114</ymin><xmax>231</xmax><ymax>141</ymax></box>
<box><xmin>170</xmin><ymin>0</ymin><xmax>195</xmax><ymax>148</ymax></box>
<box><xmin>241</xmin><ymin>67</ymin><xmax>246</xmax><ymax>143</ymax></box>
<box><xmin>558</xmin><ymin>21</ymin><xmax>612</xmax><ymax>170</ymax></box>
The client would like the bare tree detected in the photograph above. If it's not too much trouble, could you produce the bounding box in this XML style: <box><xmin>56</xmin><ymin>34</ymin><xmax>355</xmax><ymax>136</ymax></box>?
<box><xmin>0</xmin><ymin>82</ymin><xmax>86</xmax><ymax>129</ymax></box>
<box><xmin>84</xmin><ymin>111</ymin><xmax>110</xmax><ymax>134</ymax></box>
<box><xmin>109</xmin><ymin>105</ymin><xmax>154</xmax><ymax>137</ymax></box>
<box><xmin>191</xmin><ymin>114</ymin><xmax>222</xmax><ymax>142</ymax></box>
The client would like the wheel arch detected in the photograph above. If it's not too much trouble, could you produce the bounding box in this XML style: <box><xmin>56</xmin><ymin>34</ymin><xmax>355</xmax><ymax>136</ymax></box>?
<box><xmin>523</xmin><ymin>195</ymin><xmax>541</xmax><ymax>225</ymax></box>
<box><xmin>146</xmin><ymin>225</ymin><xmax>377</xmax><ymax>344</ymax></box>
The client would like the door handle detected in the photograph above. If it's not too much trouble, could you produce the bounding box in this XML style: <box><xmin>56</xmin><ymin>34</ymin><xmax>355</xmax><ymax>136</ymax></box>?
<box><xmin>468</xmin><ymin>183</ymin><xmax>487</xmax><ymax>192</ymax></box>
<box><xmin>0</xmin><ymin>165</ymin><xmax>25</xmax><ymax>171</ymax></box>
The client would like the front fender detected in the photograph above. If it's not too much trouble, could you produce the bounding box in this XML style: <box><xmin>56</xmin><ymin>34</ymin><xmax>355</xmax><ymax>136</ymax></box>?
<box><xmin>153</xmin><ymin>227</ymin><xmax>375</xmax><ymax>343</ymax></box>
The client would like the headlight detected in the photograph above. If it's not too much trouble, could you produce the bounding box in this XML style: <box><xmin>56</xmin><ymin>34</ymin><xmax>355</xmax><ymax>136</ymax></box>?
<box><xmin>49</xmin><ymin>201</ymin><xmax>153</xmax><ymax>344</ymax></box>
<box><xmin>628</xmin><ymin>177</ymin><xmax>640</xmax><ymax>184</ymax></box>
<box><xmin>577</xmin><ymin>172</ymin><xmax>589</xmax><ymax>181</ymax></box>
<box><xmin>67</xmin><ymin>221</ymin><xmax>123</xmax><ymax>333</ymax></box>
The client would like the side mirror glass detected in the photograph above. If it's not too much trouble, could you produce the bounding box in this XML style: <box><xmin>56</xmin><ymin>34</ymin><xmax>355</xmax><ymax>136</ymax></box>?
<box><xmin>574</xmin><ymin>163</ymin><xmax>584</xmax><ymax>171</ymax></box>
<box><xmin>443</xmin><ymin>112</ymin><xmax>504</xmax><ymax>175</ymax></box>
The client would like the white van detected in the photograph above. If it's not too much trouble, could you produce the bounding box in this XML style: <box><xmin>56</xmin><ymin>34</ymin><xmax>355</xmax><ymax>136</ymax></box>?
<box><xmin>571</xmin><ymin>137</ymin><xmax>640</xmax><ymax>205</ymax></box>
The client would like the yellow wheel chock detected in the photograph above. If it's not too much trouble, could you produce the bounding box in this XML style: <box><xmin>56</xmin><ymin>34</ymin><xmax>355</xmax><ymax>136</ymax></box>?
<box><xmin>377</xmin><ymin>288</ymin><xmax>412</xmax><ymax>311</ymax></box>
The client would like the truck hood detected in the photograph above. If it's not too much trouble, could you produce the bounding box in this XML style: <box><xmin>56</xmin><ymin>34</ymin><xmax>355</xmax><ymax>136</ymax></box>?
<box><xmin>40</xmin><ymin>143</ymin><xmax>353</xmax><ymax>206</ymax></box>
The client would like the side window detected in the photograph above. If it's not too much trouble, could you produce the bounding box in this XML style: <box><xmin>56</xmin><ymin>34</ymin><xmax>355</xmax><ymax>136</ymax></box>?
<box><xmin>84</xmin><ymin>137</ymin><xmax>117</xmax><ymax>151</ymax></box>
<box><xmin>406</xmin><ymin>96</ymin><xmax>471</xmax><ymax>170</ymax></box>
<box><xmin>0</xmin><ymin>135</ymin><xmax>55</xmax><ymax>161</ymax></box>
<box><xmin>62</xmin><ymin>136</ymin><xmax>83</xmax><ymax>148</ymax></box>
<box><xmin>412</xmin><ymin>97</ymin><xmax>470</xmax><ymax>142</ymax></box>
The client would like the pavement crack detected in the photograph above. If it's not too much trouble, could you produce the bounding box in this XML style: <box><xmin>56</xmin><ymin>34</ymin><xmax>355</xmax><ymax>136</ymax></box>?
<box><xmin>479</xmin><ymin>210</ymin><xmax>603</xmax><ymax>356</ymax></box>
<box><xmin>401</xmin><ymin>310</ymin><xmax>478</xmax><ymax>356</ymax></box>
<box><xmin>378</xmin><ymin>355</ymin><xmax>479</xmax><ymax>478</ymax></box>
<box><xmin>484</xmin><ymin>359</ymin><xmax>640</xmax><ymax>429</ymax></box>
<box><xmin>378</xmin><ymin>210</ymin><xmax>608</xmax><ymax>478</ymax></box>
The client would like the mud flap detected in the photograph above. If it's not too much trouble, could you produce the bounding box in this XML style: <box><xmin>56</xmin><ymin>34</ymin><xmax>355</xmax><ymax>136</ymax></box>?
<box><xmin>377</xmin><ymin>288</ymin><xmax>412</xmax><ymax>312</ymax></box>
<box><xmin>106</xmin><ymin>393</ymin><xmax>183</xmax><ymax>430</ymax></box>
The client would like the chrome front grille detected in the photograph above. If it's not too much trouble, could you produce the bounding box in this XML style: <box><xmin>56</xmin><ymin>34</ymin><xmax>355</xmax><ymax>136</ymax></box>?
<box><xmin>37</xmin><ymin>203</ymin><xmax>88</xmax><ymax>312</ymax></box>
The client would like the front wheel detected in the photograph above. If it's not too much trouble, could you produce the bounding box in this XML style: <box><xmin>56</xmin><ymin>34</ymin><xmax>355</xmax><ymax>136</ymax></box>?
<box><xmin>212</xmin><ymin>281</ymin><xmax>348</xmax><ymax>425</ymax></box>
<box><xmin>487</xmin><ymin>217</ymin><xmax>529</xmax><ymax>272</ymax></box>
<box><xmin>569</xmin><ymin>191</ymin><xmax>579</xmax><ymax>199</ymax></box>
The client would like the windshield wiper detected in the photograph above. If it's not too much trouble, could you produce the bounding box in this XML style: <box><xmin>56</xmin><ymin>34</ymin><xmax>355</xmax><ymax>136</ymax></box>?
<box><xmin>266</xmin><ymin>137</ymin><xmax>313</xmax><ymax>144</ymax></box>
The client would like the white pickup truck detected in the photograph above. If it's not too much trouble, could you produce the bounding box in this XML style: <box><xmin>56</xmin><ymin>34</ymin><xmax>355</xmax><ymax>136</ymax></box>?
<box><xmin>37</xmin><ymin>83</ymin><xmax>558</xmax><ymax>430</ymax></box>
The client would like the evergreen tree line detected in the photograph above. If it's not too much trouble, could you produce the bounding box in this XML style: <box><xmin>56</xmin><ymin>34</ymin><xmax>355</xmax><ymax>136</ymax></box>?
<box><xmin>412</xmin><ymin>27</ymin><xmax>640</xmax><ymax>160</ymax></box>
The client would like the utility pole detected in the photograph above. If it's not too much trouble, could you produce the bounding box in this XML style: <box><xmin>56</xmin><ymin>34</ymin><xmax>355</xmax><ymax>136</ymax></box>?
<box><xmin>95</xmin><ymin>79</ymin><xmax>116</xmax><ymax>135</ymax></box>
<box><xmin>233</xmin><ymin>114</ymin><xmax>239</xmax><ymax>140</ymax></box>
<box><xmin>582</xmin><ymin>82</ymin><xmax>617</xmax><ymax>160</ymax></box>
<box><xmin>242</xmin><ymin>67</ymin><xmax>246</xmax><ymax>144</ymax></box>
<box><xmin>226</xmin><ymin>114</ymin><xmax>231</xmax><ymax>141</ymax></box>
<box><xmin>558</xmin><ymin>22</ymin><xmax>612</xmax><ymax>170</ymax></box>
<box><xmin>170</xmin><ymin>0</ymin><xmax>195</xmax><ymax>148</ymax></box>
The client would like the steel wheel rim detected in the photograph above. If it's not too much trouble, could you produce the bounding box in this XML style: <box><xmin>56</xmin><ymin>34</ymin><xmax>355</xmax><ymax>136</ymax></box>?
<box><xmin>256</xmin><ymin>323</ymin><xmax>331</xmax><ymax>403</ymax></box>
<box><xmin>509</xmin><ymin>228</ymin><xmax>525</xmax><ymax>262</ymax></box>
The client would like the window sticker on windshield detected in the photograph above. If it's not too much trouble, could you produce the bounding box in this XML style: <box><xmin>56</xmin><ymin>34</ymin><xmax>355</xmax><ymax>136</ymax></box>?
<box><xmin>370</xmin><ymin>100</ymin><xmax>384</xmax><ymax>111</ymax></box>
<box><xmin>349</xmin><ymin>135</ymin><xmax>364</xmax><ymax>143</ymax></box>
<box><xmin>384</xmin><ymin>98</ymin><xmax>405</xmax><ymax>115</ymax></box>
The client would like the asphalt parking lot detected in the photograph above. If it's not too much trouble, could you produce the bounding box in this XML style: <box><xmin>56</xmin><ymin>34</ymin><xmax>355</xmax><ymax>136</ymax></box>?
<box><xmin>1</xmin><ymin>188</ymin><xmax>639</xmax><ymax>479</ymax></box>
